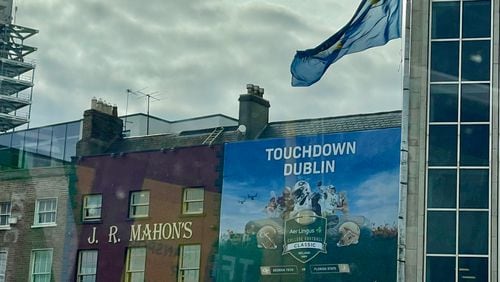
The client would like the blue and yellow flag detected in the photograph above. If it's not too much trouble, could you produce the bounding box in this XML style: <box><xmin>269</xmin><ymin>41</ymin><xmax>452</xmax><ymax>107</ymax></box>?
<box><xmin>290</xmin><ymin>0</ymin><xmax>401</xmax><ymax>87</ymax></box>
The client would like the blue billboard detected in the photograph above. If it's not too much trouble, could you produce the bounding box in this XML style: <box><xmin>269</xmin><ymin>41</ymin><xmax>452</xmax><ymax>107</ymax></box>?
<box><xmin>217</xmin><ymin>127</ymin><xmax>401</xmax><ymax>281</ymax></box>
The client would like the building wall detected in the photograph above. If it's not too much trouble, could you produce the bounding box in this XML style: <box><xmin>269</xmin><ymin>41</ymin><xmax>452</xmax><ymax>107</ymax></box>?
<box><xmin>73</xmin><ymin>146</ymin><xmax>222</xmax><ymax>281</ymax></box>
<box><xmin>0</xmin><ymin>167</ymin><xmax>76</xmax><ymax>281</ymax></box>
<box><xmin>406</xmin><ymin>0</ymin><xmax>499</xmax><ymax>280</ymax></box>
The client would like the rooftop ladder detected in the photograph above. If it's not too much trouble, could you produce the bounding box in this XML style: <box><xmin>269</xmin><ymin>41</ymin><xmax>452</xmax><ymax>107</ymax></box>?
<box><xmin>202</xmin><ymin>126</ymin><xmax>224</xmax><ymax>145</ymax></box>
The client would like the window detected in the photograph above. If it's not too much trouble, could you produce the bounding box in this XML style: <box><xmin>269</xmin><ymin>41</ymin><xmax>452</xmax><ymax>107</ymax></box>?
<box><xmin>0</xmin><ymin>251</ymin><xmax>6</xmax><ymax>282</ymax></box>
<box><xmin>0</xmin><ymin>202</ymin><xmax>10</xmax><ymax>228</ymax></box>
<box><xmin>430</xmin><ymin>41</ymin><xmax>459</xmax><ymax>82</ymax></box>
<box><xmin>82</xmin><ymin>194</ymin><xmax>102</xmax><ymax>221</ymax></box>
<box><xmin>125</xmin><ymin>247</ymin><xmax>146</xmax><ymax>282</ymax></box>
<box><xmin>427</xmin><ymin>169</ymin><xmax>456</xmax><ymax>209</ymax></box>
<box><xmin>461</xmin><ymin>40</ymin><xmax>490</xmax><ymax>81</ymax></box>
<box><xmin>462</xmin><ymin>0</ymin><xmax>491</xmax><ymax>38</ymax></box>
<box><xmin>30</xmin><ymin>249</ymin><xmax>53</xmax><ymax>282</ymax></box>
<box><xmin>178</xmin><ymin>245</ymin><xmax>200</xmax><ymax>282</ymax></box>
<box><xmin>460</xmin><ymin>125</ymin><xmax>489</xmax><ymax>166</ymax></box>
<box><xmin>182</xmin><ymin>188</ymin><xmax>204</xmax><ymax>215</ymax></box>
<box><xmin>77</xmin><ymin>250</ymin><xmax>98</xmax><ymax>282</ymax></box>
<box><xmin>426</xmin><ymin>211</ymin><xmax>456</xmax><ymax>254</ymax></box>
<box><xmin>129</xmin><ymin>191</ymin><xmax>149</xmax><ymax>218</ymax></box>
<box><xmin>431</xmin><ymin>1</ymin><xmax>459</xmax><ymax>39</ymax></box>
<box><xmin>429</xmin><ymin>84</ymin><xmax>458</xmax><ymax>122</ymax></box>
<box><xmin>426</xmin><ymin>0</ymin><xmax>492</xmax><ymax>278</ymax></box>
<box><xmin>33</xmin><ymin>198</ymin><xmax>57</xmax><ymax>226</ymax></box>
<box><xmin>461</xmin><ymin>84</ymin><xmax>490</xmax><ymax>122</ymax></box>
<box><xmin>428</xmin><ymin>125</ymin><xmax>457</xmax><ymax>166</ymax></box>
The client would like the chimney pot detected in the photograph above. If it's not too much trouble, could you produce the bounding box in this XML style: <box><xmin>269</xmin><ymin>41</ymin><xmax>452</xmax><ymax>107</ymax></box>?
<box><xmin>246</xmin><ymin>84</ymin><xmax>253</xmax><ymax>94</ymax></box>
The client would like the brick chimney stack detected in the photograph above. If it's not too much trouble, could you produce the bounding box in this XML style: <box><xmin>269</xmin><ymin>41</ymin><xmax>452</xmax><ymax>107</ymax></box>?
<box><xmin>76</xmin><ymin>98</ymin><xmax>123</xmax><ymax>156</ymax></box>
<box><xmin>238</xmin><ymin>84</ymin><xmax>270</xmax><ymax>139</ymax></box>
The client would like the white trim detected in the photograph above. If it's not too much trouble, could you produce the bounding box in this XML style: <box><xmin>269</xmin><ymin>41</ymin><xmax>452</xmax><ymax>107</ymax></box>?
<box><xmin>182</xmin><ymin>188</ymin><xmax>204</xmax><ymax>215</ymax></box>
<box><xmin>82</xmin><ymin>194</ymin><xmax>102</xmax><ymax>221</ymax></box>
<box><xmin>425</xmin><ymin>0</ymin><xmax>493</xmax><ymax>280</ymax></box>
<box><xmin>77</xmin><ymin>249</ymin><xmax>98</xmax><ymax>282</ymax></box>
<box><xmin>0</xmin><ymin>202</ymin><xmax>11</xmax><ymax>228</ymax></box>
<box><xmin>32</xmin><ymin>197</ymin><xmax>58</xmax><ymax>227</ymax></box>
<box><xmin>129</xmin><ymin>191</ymin><xmax>150</xmax><ymax>218</ymax></box>
<box><xmin>29</xmin><ymin>248</ymin><xmax>53</xmax><ymax>282</ymax></box>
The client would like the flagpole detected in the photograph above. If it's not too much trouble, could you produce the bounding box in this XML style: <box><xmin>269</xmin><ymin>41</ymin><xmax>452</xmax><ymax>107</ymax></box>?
<box><xmin>397</xmin><ymin>0</ymin><xmax>411</xmax><ymax>281</ymax></box>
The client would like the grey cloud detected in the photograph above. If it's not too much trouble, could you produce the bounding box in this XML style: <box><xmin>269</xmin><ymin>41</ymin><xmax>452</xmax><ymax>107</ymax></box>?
<box><xmin>13</xmin><ymin>0</ymin><xmax>402</xmax><ymax>128</ymax></box>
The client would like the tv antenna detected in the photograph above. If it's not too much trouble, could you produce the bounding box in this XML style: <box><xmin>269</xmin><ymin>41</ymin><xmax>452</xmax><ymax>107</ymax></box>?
<box><xmin>125</xmin><ymin>88</ymin><xmax>160</xmax><ymax>135</ymax></box>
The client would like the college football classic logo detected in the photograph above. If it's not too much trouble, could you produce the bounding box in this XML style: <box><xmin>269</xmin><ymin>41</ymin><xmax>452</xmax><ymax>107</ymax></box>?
<box><xmin>283</xmin><ymin>210</ymin><xmax>327</xmax><ymax>263</ymax></box>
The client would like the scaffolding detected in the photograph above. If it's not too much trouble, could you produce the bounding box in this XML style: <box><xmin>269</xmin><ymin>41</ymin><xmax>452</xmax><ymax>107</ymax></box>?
<box><xmin>0</xmin><ymin>0</ymin><xmax>37</xmax><ymax>132</ymax></box>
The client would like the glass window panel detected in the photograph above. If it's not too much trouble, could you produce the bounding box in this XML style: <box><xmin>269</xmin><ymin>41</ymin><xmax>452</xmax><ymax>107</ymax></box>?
<box><xmin>130</xmin><ymin>191</ymin><xmax>149</xmax><ymax>218</ymax></box>
<box><xmin>459</xmin><ymin>169</ymin><xmax>488</xmax><ymax>209</ymax></box>
<box><xmin>432</xmin><ymin>2</ymin><xmax>460</xmax><ymax>39</ymax></box>
<box><xmin>31</xmin><ymin>250</ymin><xmax>52</xmax><ymax>281</ymax></box>
<box><xmin>460</xmin><ymin>125</ymin><xmax>489</xmax><ymax>166</ymax></box>
<box><xmin>461</xmin><ymin>84</ymin><xmax>489</xmax><ymax>122</ymax></box>
<box><xmin>50</xmin><ymin>124</ymin><xmax>66</xmax><ymax>160</ymax></box>
<box><xmin>183</xmin><ymin>188</ymin><xmax>204</xmax><ymax>214</ymax></box>
<box><xmin>64</xmin><ymin>121</ymin><xmax>81</xmax><ymax>161</ymax></box>
<box><xmin>179</xmin><ymin>245</ymin><xmax>200</xmax><ymax>282</ymax></box>
<box><xmin>132</xmin><ymin>206</ymin><xmax>148</xmax><ymax>216</ymax></box>
<box><xmin>0</xmin><ymin>202</ymin><xmax>10</xmax><ymax>226</ymax></box>
<box><xmin>463</xmin><ymin>0</ymin><xmax>491</xmax><ymax>38</ymax></box>
<box><xmin>185</xmin><ymin>189</ymin><xmax>204</xmax><ymax>201</ymax></box>
<box><xmin>130</xmin><ymin>273</ymin><xmax>144</xmax><ymax>282</ymax></box>
<box><xmin>458</xmin><ymin>257</ymin><xmax>488</xmax><ymax>282</ymax></box>
<box><xmin>181</xmin><ymin>245</ymin><xmax>201</xmax><ymax>268</ymax></box>
<box><xmin>428</xmin><ymin>169</ymin><xmax>456</xmax><ymax>208</ymax></box>
<box><xmin>459</xmin><ymin>211</ymin><xmax>488</xmax><ymax>254</ymax></box>
<box><xmin>462</xmin><ymin>40</ymin><xmax>490</xmax><ymax>82</ymax></box>
<box><xmin>36</xmin><ymin>127</ymin><xmax>52</xmax><ymax>156</ymax></box>
<box><xmin>429</xmin><ymin>84</ymin><xmax>458</xmax><ymax>122</ymax></box>
<box><xmin>24</xmin><ymin>129</ymin><xmax>38</xmax><ymax>153</ymax></box>
<box><xmin>83</xmin><ymin>194</ymin><xmax>102</xmax><ymax>220</ymax></box>
<box><xmin>0</xmin><ymin>251</ymin><xmax>7</xmax><ymax>280</ymax></box>
<box><xmin>427</xmin><ymin>211</ymin><xmax>456</xmax><ymax>254</ymax></box>
<box><xmin>35</xmin><ymin>199</ymin><xmax>57</xmax><ymax>225</ymax></box>
<box><xmin>11</xmin><ymin>131</ymin><xmax>24</xmax><ymax>150</ymax></box>
<box><xmin>132</xmin><ymin>192</ymin><xmax>149</xmax><ymax>204</ymax></box>
<box><xmin>426</xmin><ymin>256</ymin><xmax>455</xmax><ymax>282</ymax></box>
<box><xmin>78</xmin><ymin>250</ymin><xmax>97</xmax><ymax>281</ymax></box>
<box><xmin>186</xmin><ymin>202</ymin><xmax>203</xmax><ymax>214</ymax></box>
<box><xmin>428</xmin><ymin>125</ymin><xmax>457</xmax><ymax>166</ymax></box>
<box><xmin>431</xmin><ymin>41</ymin><xmax>459</xmax><ymax>82</ymax></box>
<box><xmin>0</xmin><ymin>134</ymin><xmax>11</xmax><ymax>148</ymax></box>
<box><xmin>126</xmin><ymin>247</ymin><xmax>146</xmax><ymax>281</ymax></box>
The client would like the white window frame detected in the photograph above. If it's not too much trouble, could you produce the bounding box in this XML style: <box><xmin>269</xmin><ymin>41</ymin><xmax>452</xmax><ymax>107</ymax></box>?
<box><xmin>0</xmin><ymin>250</ymin><xmax>7</xmax><ymax>282</ymax></box>
<box><xmin>33</xmin><ymin>198</ymin><xmax>57</xmax><ymax>227</ymax></box>
<box><xmin>178</xmin><ymin>244</ymin><xmax>201</xmax><ymax>282</ymax></box>
<box><xmin>82</xmin><ymin>194</ymin><xmax>102</xmax><ymax>221</ymax></box>
<box><xmin>0</xmin><ymin>202</ymin><xmax>11</xmax><ymax>229</ymax></box>
<box><xmin>129</xmin><ymin>191</ymin><xmax>149</xmax><ymax>218</ymax></box>
<box><xmin>182</xmin><ymin>188</ymin><xmax>204</xmax><ymax>215</ymax></box>
<box><xmin>125</xmin><ymin>247</ymin><xmax>146</xmax><ymax>282</ymax></box>
<box><xmin>29</xmin><ymin>248</ymin><xmax>53</xmax><ymax>282</ymax></box>
<box><xmin>77</xmin><ymin>250</ymin><xmax>98</xmax><ymax>282</ymax></box>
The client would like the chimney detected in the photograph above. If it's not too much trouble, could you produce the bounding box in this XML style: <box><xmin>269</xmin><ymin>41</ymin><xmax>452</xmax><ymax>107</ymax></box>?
<box><xmin>238</xmin><ymin>84</ymin><xmax>270</xmax><ymax>139</ymax></box>
<box><xmin>76</xmin><ymin>98</ymin><xmax>123</xmax><ymax>156</ymax></box>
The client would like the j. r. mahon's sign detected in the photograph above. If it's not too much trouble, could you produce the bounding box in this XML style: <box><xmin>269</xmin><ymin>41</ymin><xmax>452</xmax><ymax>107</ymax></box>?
<box><xmin>87</xmin><ymin>221</ymin><xmax>193</xmax><ymax>245</ymax></box>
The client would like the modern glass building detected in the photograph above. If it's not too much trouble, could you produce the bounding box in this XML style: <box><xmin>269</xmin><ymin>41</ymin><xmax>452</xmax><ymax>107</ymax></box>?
<box><xmin>404</xmin><ymin>0</ymin><xmax>495</xmax><ymax>280</ymax></box>
<box><xmin>0</xmin><ymin>113</ymin><xmax>237</xmax><ymax>170</ymax></box>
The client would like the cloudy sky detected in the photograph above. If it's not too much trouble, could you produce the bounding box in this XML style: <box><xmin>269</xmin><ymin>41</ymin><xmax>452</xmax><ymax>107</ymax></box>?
<box><xmin>15</xmin><ymin>0</ymin><xmax>402</xmax><ymax>128</ymax></box>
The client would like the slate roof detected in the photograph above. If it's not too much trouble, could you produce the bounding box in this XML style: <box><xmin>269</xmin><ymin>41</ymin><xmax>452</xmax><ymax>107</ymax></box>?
<box><xmin>261</xmin><ymin>110</ymin><xmax>401</xmax><ymax>138</ymax></box>
<box><xmin>106</xmin><ymin>110</ymin><xmax>401</xmax><ymax>154</ymax></box>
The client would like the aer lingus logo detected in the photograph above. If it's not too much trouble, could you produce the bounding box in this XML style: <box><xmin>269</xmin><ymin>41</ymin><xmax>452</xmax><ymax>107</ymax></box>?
<box><xmin>283</xmin><ymin>210</ymin><xmax>327</xmax><ymax>264</ymax></box>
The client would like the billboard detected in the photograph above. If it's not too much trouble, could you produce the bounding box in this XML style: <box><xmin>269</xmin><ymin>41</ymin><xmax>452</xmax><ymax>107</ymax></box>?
<box><xmin>217</xmin><ymin>128</ymin><xmax>400</xmax><ymax>282</ymax></box>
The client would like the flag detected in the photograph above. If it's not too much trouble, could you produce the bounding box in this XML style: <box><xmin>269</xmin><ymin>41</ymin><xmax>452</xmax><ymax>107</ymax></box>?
<box><xmin>290</xmin><ymin>0</ymin><xmax>401</xmax><ymax>87</ymax></box>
